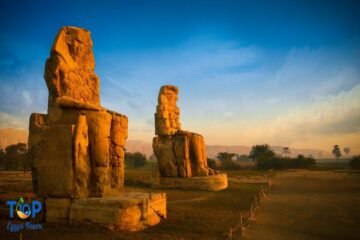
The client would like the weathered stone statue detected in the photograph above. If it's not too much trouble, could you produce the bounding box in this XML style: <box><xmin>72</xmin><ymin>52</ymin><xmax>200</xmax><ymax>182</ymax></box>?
<box><xmin>153</xmin><ymin>85</ymin><xmax>216</xmax><ymax>177</ymax></box>
<box><xmin>28</xmin><ymin>26</ymin><xmax>166</xmax><ymax>230</ymax></box>
<box><xmin>29</xmin><ymin>26</ymin><xmax>127</xmax><ymax>199</ymax></box>
<box><xmin>152</xmin><ymin>85</ymin><xmax>228</xmax><ymax>190</ymax></box>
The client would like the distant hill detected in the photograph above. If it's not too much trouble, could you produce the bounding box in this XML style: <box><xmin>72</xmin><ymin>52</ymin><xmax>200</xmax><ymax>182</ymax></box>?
<box><xmin>0</xmin><ymin>128</ymin><xmax>28</xmax><ymax>150</ymax></box>
<box><xmin>271</xmin><ymin>146</ymin><xmax>332</xmax><ymax>159</ymax></box>
<box><xmin>0</xmin><ymin>128</ymin><xmax>332</xmax><ymax>159</ymax></box>
<box><xmin>125</xmin><ymin>140</ymin><xmax>154</xmax><ymax>158</ymax></box>
<box><xmin>206</xmin><ymin>145</ymin><xmax>250</xmax><ymax>158</ymax></box>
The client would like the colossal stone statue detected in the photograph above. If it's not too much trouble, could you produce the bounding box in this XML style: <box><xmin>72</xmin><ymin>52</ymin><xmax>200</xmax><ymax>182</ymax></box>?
<box><xmin>28</xmin><ymin>27</ymin><xmax>166</xmax><ymax>231</ymax></box>
<box><xmin>153</xmin><ymin>85</ymin><xmax>217</xmax><ymax>178</ymax></box>
<box><xmin>29</xmin><ymin>26</ymin><xmax>127</xmax><ymax>199</ymax></box>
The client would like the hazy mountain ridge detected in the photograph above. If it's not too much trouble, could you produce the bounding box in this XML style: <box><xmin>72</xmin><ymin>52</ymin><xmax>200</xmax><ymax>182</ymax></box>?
<box><xmin>125</xmin><ymin>140</ymin><xmax>154</xmax><ymax>157</ymax></box>
<box><xmin>0</xmin><ymin>128</ymin><xmax>332</xmax><ymax>159</ymax></box>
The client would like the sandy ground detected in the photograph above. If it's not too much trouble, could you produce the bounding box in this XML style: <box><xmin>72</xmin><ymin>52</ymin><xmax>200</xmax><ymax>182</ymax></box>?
<box><xmin>1</xmin><ymin>170</ymin><xmax>359</xmax><ymax>239</ymax></box>
<box><xmin>245</xmin><ymin>170</ymin><xmax>360</xmax><ymax>240</ymax></box>
<box><xmin>0</xmin><ymin>171</ymin><xmax>260</xmax><ymax>240</ymax></box>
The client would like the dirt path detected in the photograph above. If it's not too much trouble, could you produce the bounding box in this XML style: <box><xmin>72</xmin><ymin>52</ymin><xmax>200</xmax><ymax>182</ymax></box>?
<box><xmin>245</xmin><ymin>170</ymin><xmax>360</xmax><ymax>240</ymax></box>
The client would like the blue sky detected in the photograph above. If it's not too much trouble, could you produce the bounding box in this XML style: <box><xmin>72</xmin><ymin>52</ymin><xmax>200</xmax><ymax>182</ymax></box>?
<box><xmin>1</xmin><ymin>0</ymin><xmax>360</xmax><ymax>153</ymax></box>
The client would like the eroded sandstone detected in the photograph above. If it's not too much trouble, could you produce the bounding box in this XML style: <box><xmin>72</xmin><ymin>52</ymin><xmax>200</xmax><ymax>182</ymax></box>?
<box><xmin>152</xmin><ymin>85</ymin><xmax>222</xmax><ymax>180</ymax></box>
<box><xmin>29</xmin><ymin>26</ymin><xmax>127</xmax><ymax>198</ymax></box>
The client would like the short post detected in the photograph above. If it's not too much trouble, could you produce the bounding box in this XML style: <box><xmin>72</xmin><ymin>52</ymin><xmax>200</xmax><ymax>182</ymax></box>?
<box><xmin>258</xmin><ymin>187</ymin><xmax>264</xmax><ymax>201</ymax></box>
<box><xmin>228</xmin><ymin>227</ymin><xmax>233</xmax><ymax>240</ymax></box>
<box><xmin>254</xmin><ymin>195</ymin><xmax>259</xmax><ymax>208</ymax></box>
<box><xmin>249</xmin><ymin>205</ymin><xmax>256</xmax><ymax>221</ymax></box>
<box><xmin>261</xmin><ymin>185</ymin><xmax>266</xmax><ymax>198</ymax></box>
<box><xmin>239</xmin><ymin>212</ymin><xmax>245</xmax><ymax>233</ymax></box>
<box><xmin>264</xmin><ymin>185</ymin><xmax>270</xmax><ymax>193</ymax></box>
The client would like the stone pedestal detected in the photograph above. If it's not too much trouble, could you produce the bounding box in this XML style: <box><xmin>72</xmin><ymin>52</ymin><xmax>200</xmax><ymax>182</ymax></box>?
<box><xmin>45</xmin><ymin>198</ymin><xmax>72</xmax><ymax>223</ymax></box>
<box><xmin>45</xmin><ymin>192</ymin><xmax>166</xmax><ymax>231</ymax></box>
<box><xmin>155</xmin><ymin>174</ymin><xmax>228</xmax><ymax>191</ymax></box>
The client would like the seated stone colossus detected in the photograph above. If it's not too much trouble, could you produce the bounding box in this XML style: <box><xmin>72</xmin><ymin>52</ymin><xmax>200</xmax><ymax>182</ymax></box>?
<box><xmin>28</xmin><ymin>26</ymin><xmax>127</xmax><ymax>198</ymax></box>
<box><xmin>153</xmin><ymin>85</ymin><xmax>218</xmax><ymax>178</ymax></box>
<box><xmin>28</xmin><ymin>26</ymin><xmax>166</xmax><ymax>231</ymax></box>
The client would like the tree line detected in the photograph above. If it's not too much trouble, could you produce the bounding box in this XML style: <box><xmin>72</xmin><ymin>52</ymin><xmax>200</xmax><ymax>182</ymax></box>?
<box><xmin>0</xmin><ymin>143</ymin><xmax>29</xmax><ymax>170</ymax></box>
<box><xmin>209</xmin><ymin>144</ymin><xmax>359</xmax><ymax>170</ymax></box>
<box><xmin>1</xmin><ymin>143</ymin><xmax>359</xmax><ymax>171</ymax></box>
<box><xmin>208</xmin><ymin>144</ymin><xmax>316</xmax><ymax>170</ymax></box>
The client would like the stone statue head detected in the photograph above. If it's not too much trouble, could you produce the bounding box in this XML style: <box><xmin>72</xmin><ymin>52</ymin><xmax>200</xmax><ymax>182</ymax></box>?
<box><xmin>158</xmin><ymin>85</ymin><xmax>179</xmax><ymax>106</ymax></box>
<box><xmin>45</xmin><ymin>26</ymin><xmax>100</xmax><ymax>111</ymax></box>
<box><xmin>51</xmin><ymin>26</ymin><xmax>95</xmax><ymax>70</ymax></box>
<box><xmin>155</xmin><ymin>85</ymin><xmax>181</xmax><ymax>136</ymax></box>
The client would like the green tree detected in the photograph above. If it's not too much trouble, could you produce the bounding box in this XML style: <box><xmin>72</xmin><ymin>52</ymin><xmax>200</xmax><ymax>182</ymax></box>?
<box><xmin>237</xmin><ymin>154</ymin><xmax>251</xmax><ymax>162</ymax></box>
<box><xmin>249</xmin><ymin>144</ymin><xmax>275</xmax><ymax>162</ymax></box>
<box><xmin>207</xmin><ymin>158</ymin><xmax>217</xmax><ymax>169</ymax></box>
<box><xmin>4</xmin><ymin>143</ymin><xmax>28</xmax><ymax>170</ymax></box>
<box><xmin>343</xmin><ymin>147</ymin><xmax>351</xmax><ymax>157</ymax></box>
<box><xmin>0</xmin><ymin>148</ymin><xmax>5</xmax><ymax>169</ymax></box>
<box><xmin>217</xmin><ymin>152</ymin><xmax>236</xmax><ymax>169</ymax></box>
<box><xmin>125</xmin><ymin>152</ymin><xmax>147</xmax><ymax>168</ymax></box>
<box><xmin>5</xmin><ymin>143</ymin><xmax>27</xmax><ymax>156</ymax></box>
<box><xmin>349</xmin><ymin>155</ymin><xmax>360</xmax><ymax>169</ymax></box>
<box><xmin>332</xmin><ymin>145</ymin><xmax>342</xmax><ymax>160</ymax></box>
<box><xmin>294</xmin><ymin>154</ymin><xmax>316</xmax><ymax>169</ymax></box>
<box><xmin>249</xmin><ymin>144</ymin><xmax>275</xmax><ymax>169</ymax></box>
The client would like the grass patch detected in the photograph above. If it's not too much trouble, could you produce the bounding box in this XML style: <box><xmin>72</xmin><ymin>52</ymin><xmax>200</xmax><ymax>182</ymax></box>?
<box><xmin>314</xmin><ymin>161</ymin><xmax>349</xmax><ymax>170</ymax></box>
<box><xmin>225</xmin><ymin>169</ymin><xmax>276</xmax><ymax>178</ymax></box>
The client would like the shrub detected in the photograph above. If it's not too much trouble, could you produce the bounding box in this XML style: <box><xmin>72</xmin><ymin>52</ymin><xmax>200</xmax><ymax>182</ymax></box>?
<box><xmin>207</xmin><ymin>158</ymin><xmax>217</xmax><ymax>169</ymax></box>
<box><xmin>349</xmin><ymin>155</ymin><xmax>360</xmax><ymax>169</ymax></box>
<box><xmin>0</xmin><ymin>143</ymin><xmax>29</xmax><ymax>170</ymax></box>
<box><xmin>125</xmin><ymin>152</ymin><xmax>147</xmax><ymax>168</ymax></box>
<box><xmin>256</xmin><ymin>154</ymin><xmax>315</xmax><ymax>170</ymax></box>
<box><xmin>237</xmin><ymin>154</ymin><xmax>251</xmax><ymax>162</ymax></box>
<box><xmin>216</xmin><ymin>152</ymin><xmax>242</xmax><ymax>170</ymax></box>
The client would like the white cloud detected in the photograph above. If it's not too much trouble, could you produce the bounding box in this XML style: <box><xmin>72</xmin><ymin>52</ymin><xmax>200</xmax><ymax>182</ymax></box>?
<box><xmin>178</xmin><ymin>46</ymin><xmax>360</xmax><ymax>154</ymax></box>
<box><xmin>0</xmin><ymin>112</ymin><xmax>27</xmax><ymax>129</ymax></box>
<box><xmin>197</xmin><ymin>84</ymin><xmax>360</xmax><ymax>154</ymax></box>
<box><xmin>271</xmin><ymin>47</ymin><xmax>359</xmax><ymax>100</ymax></box>
<box><xmin>224</xmin><ymin>112</ymin><xmax>233</xmax><ymax>118</ymax></box>
<box><xmin>256</xmin><ymin>83</ymin><xmax>360</xmax><ymax>140</ymax></box>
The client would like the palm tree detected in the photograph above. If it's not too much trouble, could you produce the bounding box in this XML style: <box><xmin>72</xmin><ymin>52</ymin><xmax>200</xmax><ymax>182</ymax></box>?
<box><xmin>249</xmin><ymin>144</ymin><xmax>275</xmax><ymax>163</ymax></box>
<box><xmin>282</xmin><ymin>147</ymin><xmax>291</xmax><ymax>158</ymax></box>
